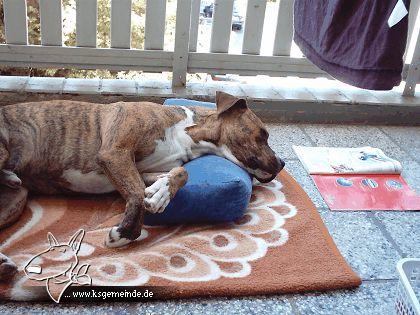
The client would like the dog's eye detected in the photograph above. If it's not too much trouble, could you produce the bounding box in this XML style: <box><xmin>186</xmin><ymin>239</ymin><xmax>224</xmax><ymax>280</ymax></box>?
<box><xmin>60</xmin><ymin>248</ymin><xmax>66</xmax><ymax>253</ymax></box>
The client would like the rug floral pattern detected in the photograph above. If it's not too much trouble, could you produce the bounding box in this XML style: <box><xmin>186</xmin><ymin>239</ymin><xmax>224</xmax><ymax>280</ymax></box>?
<box><xmin>1</xmin><ymin>179</ymin><xmax>297</xmax><ymax>299</ymax></box>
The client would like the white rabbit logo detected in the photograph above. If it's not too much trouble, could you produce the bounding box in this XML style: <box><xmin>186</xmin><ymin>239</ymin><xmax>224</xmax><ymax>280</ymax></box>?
<box><xmin>24</xmin><ymin>229</ymin><xmax>91</xmax><ymax>303</ymax></box>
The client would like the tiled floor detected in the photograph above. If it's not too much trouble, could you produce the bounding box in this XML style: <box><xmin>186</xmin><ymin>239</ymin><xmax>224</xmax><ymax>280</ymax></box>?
<box><xmin>1</xmin><ymin>123</ymin><xmax>419</xmax><ymax>315</ymax></box>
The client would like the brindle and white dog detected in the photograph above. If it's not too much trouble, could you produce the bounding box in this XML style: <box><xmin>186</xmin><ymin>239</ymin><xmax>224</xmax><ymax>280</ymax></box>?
<box><xmin>0</xmin><ymin>91</ymin><xmax>284</xmax><ymax>281</ymax></box>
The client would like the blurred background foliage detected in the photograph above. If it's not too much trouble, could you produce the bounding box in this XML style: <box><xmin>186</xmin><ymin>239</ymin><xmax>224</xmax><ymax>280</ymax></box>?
<box><xmin>0</xmin><ymin>0</ymin><xmax>177</xmax><ymax>79</ymax></box>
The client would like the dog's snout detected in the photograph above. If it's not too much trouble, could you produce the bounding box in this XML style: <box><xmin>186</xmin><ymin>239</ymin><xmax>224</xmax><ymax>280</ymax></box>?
<box><xmin>276</xmin><ymin>156</ymin><xmax>285</xmax><ymax>171</ymax></box>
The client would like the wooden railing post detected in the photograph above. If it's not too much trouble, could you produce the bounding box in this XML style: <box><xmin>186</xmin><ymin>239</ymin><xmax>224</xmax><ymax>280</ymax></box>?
<box><xmin>172</xmin><ymin>0</ymin><xmax>192</xmax><ymax>88</ymax></box>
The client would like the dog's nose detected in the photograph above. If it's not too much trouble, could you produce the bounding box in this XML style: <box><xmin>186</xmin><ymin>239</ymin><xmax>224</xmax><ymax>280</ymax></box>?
<box><xmin>276</xmin><ymin>156</ymin><xmax>285</xmax><ymax>171</ymax></box>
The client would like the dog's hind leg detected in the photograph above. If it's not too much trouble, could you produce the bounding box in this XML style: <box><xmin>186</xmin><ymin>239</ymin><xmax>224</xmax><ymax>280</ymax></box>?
<box><xmin>0</xmin><ymin>252</ymin><xmax>17</xmax><ymax>282</ymax></box>
<box><xmin>0</xmin><ymin>186</ymin><xmax>28</xmax><ymax>230</ymax></box>
<box><xmin>0</xmin><ymin>186</ymin><xmax>28</xmax><ymax>282</ymax></box>
<box><xmin>0</xmin><ymin>144</ymin><xmax>23</xmax><ymax>189</ymax></box>
<box><xmin>142</xmin><ymin>167</ymin><xmax>188</xmax><ymax>214</ymax></box>
<box><xmin>0</xmin><ymin>143</ymin><xmax>27</xmax><ymax>228</ymax></box>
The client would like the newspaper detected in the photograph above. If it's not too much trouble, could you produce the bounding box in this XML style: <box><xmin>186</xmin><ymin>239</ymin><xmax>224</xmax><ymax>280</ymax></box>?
<box><xmin>292</xmin><ymin>146</ymin><xmax>402</xmax><ymax>175</ymax></box>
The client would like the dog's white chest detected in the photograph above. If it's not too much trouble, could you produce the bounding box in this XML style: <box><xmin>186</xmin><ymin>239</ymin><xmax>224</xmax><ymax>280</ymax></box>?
<box><xmin>136</xmin><ymin>107</ymin><xmax>196</xmax><ymax>172</ymax></box>
<box><xmin>62</xmin><ymin>169</ymin><xmax>115</xmax><ymax>194</ymax></box>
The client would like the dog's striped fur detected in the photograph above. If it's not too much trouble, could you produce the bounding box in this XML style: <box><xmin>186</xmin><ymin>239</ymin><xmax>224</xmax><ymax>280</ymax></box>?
<box><xmin>0</xmin><ymin>92</ymin><xmax>284</xmax><ymax>281</ymax></box>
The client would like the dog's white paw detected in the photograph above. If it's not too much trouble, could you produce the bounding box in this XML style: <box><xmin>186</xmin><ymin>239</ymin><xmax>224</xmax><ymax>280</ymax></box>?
<box><xmin>144</xmin><ymin>175</ymin><xmax>171</xmax><ymax>214</ymax></box>
<box><xmin>104</xmin><ymin>227</ymin><xmax>132</xmax><ymax>248</ymax></box>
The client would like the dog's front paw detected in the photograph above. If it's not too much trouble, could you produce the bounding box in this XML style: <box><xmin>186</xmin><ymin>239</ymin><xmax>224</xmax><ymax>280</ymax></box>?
<box><xmin>104</xmin><ymin>227</ymin><xmax>132</xmax><ymax>248</ymax></box>
<box><xmin>144</xmin><ymin>175</ymin><xmax>171</xmax><ymax>214</ymax></box>
<box><xmin>0</xmin><ymin>254</ymin><xmax>17</xmax><ymax>282</ymax></box>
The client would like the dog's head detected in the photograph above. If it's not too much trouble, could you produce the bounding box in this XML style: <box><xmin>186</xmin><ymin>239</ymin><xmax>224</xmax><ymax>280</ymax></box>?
<box><xmin>211</xmin><ymin>92</ymin><xmax>285</xmax><ymax>183</ymax></box>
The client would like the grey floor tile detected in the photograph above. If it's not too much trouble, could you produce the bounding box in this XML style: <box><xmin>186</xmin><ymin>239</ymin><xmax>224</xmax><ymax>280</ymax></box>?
<box><xmin>373</xmin><ymin>211</ymin><xmax>420</xmax><ymax>258</ymax></box>
<box><xmin>266</xmin><ymin>124</ymin><xmax>313</xmax><ymax>160</ymax></box>
<box><xmin>292</xmin><ymin>280</ymin><xmax>398</xmax><ymax>315</ymax></box>
<box><xmin>0</xmin><ymin>76</ymin><xmax>29</xmax><ymax>92</ymax></box>
<box><xmin>240</xmin><ymin>84</ymin><xmax>281</xmax><ymax>100</ymax></box>
<box><xmin>318</xmin><ymin>209</ymin><xmax>402</xmax><ymax>280</ymax></box>
<box><xmin>301</xmin><ymin>124</ymin><xmax>408</xmax><ymax>161</ymax></box>
<box><xmin>284</xmin><ymin>160</ymin><xmax>328</xmax><ymax>208</ymax></box>
<box><xmin>400</xmin><ymin>158</ymin><xmax>420</xmax><ymax>192</ymax></box>
<box><xmin>271</xmin><ymin>82</ymin><xmax>316</xmax><ymax>101</ymax></box>
<box><xmin>62</xmin><ymin>78</ymin><xmax>101</xmax><ymax>95</ymax></box>
<box><xmin>100</xmin><ymin>79</ymin><xmax>137</xmax><ymax>95</ymax></box>
<box><xmin>380</xmin><ymin>126</ymin><xmax>420</xmax><ymax>163</ymax></box>
<box><xmin>302</xmin><ymin>78</ymin><xmax>350</xmax><ymax>102</ymax></box>
<box><xmin>205</xmin><ymin>82</ymin><xmax>246</xmax><ymax>98</ymax></box>
<box><xmin>134</xmin><ymin>296</ymin><xmax>294</xmax><ymax>315</ymax></box>
<box><xmin>25</xmin><ymin>77</ymin><xmax>65</xmax><ymax>93</ymax></box>
<box><xmin>0</xmin><ymin>297</ymin><xmax>294</xmax><ymax>315</ymax></box>
<box><xmin>0</xmin><ymin>302</ymin><xmax>133</xmax><ymax>314</ymax></box>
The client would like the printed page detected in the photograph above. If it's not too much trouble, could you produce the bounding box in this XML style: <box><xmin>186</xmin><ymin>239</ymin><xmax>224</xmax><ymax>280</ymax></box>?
<box><xmin>293</xmin><ymin>146</ymin><xmax>402</xmax><ymax>175</ymax></box>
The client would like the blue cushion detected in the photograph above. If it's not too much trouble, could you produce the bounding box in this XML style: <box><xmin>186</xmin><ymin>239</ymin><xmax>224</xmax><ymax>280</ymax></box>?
<box><xmin>144</xmin><ymin>155</ymin><xmax>252</xmax><ymax>225</ymax></box>
<box><xmin>143</xmin><ymin>99</ymin><xmax>252</xmax><ymax>226</ymax></box>
<box><xmin>163</xmin><ymin>98</ymin><xmax>216</xmax><ymax>109</ymax></box>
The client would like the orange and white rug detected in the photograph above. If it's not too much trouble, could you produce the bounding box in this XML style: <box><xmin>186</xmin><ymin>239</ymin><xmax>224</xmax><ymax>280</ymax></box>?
<box><xmin>0</xmin><ymin>171</ymin><xmax>361</xmax><ymax>301</ymax></box>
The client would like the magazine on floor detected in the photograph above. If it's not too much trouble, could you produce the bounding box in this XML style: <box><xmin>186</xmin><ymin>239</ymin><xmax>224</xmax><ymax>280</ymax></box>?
<box><xmin>293</xmin><ymin>146</ymin><xmax>419</xmax><ymax>211</ymax></box>
<box><xmin>292</xmin><ymin>146</ymin><xmax>403</xmax><ymax>175</ymax></box>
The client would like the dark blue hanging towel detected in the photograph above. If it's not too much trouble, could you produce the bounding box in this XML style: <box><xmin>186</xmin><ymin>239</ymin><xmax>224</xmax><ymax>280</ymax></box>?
<box><xmin>293</xmin><ymin>0</ymin><xmax>411</xmax><ymax>90</ymax></box>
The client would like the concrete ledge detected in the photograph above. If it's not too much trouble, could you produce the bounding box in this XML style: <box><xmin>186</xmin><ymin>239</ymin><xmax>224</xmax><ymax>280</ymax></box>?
<box><xmin>0</xmin><ymin>76</ymin><xmax>418</xmax><ymax>125</ymax></box>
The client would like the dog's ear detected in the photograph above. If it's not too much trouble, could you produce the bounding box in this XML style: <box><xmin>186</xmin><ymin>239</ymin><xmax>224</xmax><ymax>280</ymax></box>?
<box><xmin>68</xmin><ymin>229</ymin><xmax>85</xmax><ymax>252</ymax></box>
<box><xmin>216</xmin><ymin>91</ymin><xmax>248</xmax><ymax>116</ymax></box>
<box><xmin>47</xmin><ymin>232</ymin><xmax>59</xmax><ymax>247</ymax></box>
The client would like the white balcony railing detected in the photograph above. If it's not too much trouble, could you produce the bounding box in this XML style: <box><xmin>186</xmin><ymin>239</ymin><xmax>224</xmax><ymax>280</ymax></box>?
<box><xmin>0</xmin><ymin>0</ymin><xmax>419</xmax><ymax>96</ymax></box>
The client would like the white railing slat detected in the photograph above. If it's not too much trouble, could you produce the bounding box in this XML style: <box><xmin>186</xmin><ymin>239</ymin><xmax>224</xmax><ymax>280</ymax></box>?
<box><xmin>110</xmin><ymin>0</ymin><xmax>132</xmax><ymax>49</ymax></box>
<box><xmin>172</xmin><ymin>0</ymin><xmax>192</xmax><ymax>87</ymax></box>
<box><xmin>405</xmin><ymin>0</ymin><xmax>420</xmax><ymax>60</ymax></box>
<box><xmin>210</xmin><ymin>0</ymin><xmax>234</xmax><ymax>53</ymax></box>
<box><xmin>144</xmin><ymin>0</ymin><xmax>166</xmax><ymax>50</ymax></box>
<box><xmin>3</xmin><ymin>0</ymin><xmax>28</xmax><ymax>45</ymax></box>
<box><xmin>273</xmin><ymin>0</ymin><xmax>294</xmax><ymax>56</ymax></box>
<box><xmin>403</xmin><ymin>18</ymin><xmax>420</xmax><ymax>95</ymax></box>
<box><xmin>39</xmin><ymin>0</ymin><xmax>62</xmax><ymax>46</ymax></box>
<box><xmin>242</xmin><ymin>0</ymin><xmax>267</xmax><ymax>55</ymax></box>
<box><xmin>403</xmin><ymin>0</ymin><xmax>420</xmax><ymax>95</ymax></box>
<box><xmin>76</xmin><ymin>0</ymin><xmax>98</xmax><ymax>47</ymax></box>
<box><xmin>189</xmin><ymin>0</ymin><xmax>201</xmax><ymax>52</ymax></box>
